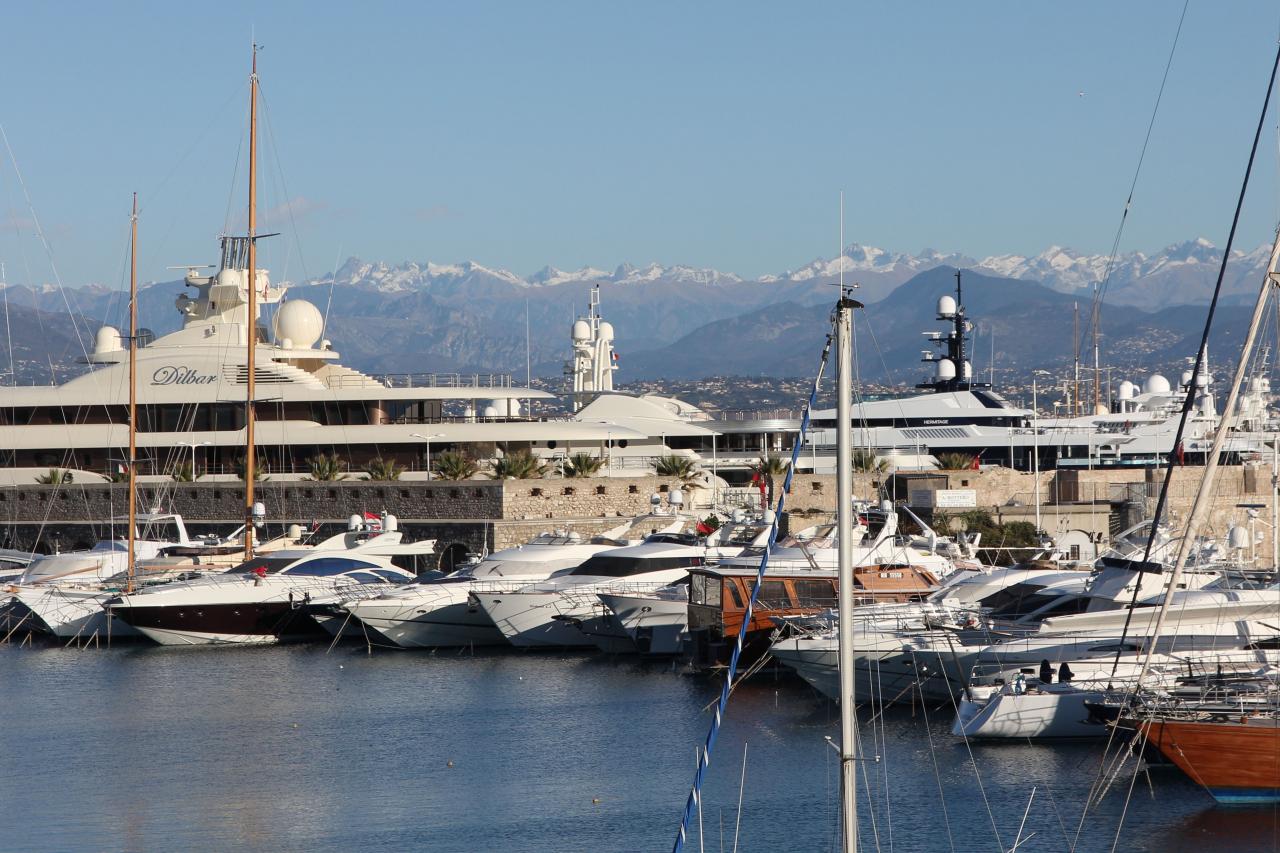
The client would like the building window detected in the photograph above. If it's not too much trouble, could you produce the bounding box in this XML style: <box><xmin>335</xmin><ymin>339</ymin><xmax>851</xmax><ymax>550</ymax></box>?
<box><xmin>563</xmin><ymin>487</ymin><xmax>576</xmax><ymax>496</ymax></box>
<box><xmin>595</xmin><ymin>485</ymin><xmax>607</xmax><ymax>495</ymax></box>
<box><xmin>531</xmin><ymin>488</ymin><xmax>543</xmax><ymax>497</ymax></box>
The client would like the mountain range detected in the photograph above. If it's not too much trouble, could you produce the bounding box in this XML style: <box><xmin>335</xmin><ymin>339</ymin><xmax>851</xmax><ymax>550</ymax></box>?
<box><xmin>0</xmin><ymin>238</ymin><xmax>1270</xmax><ymax>385</ymax></box>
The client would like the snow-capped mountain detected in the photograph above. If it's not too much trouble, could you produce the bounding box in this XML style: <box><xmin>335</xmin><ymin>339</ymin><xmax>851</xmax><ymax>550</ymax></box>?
<box><xmin>305</xmin><ymin>237</ymin><xmax>1269</xmax><ymax>309</ymax></box>
<box><xmin>975</xmin><ymin>238</ymin><xmax>1270</xmax><ymax>305</ymax></box>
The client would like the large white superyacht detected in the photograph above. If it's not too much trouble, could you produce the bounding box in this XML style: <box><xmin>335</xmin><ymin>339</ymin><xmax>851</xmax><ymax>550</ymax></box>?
<box><xmin>0</xmin><ymin>237</ymin><xmax>641</xmax><ymax>483</ymax></box>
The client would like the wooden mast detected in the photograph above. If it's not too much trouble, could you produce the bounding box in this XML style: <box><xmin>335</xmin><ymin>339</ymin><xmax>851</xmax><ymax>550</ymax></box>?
<box><xmin>244</xmin><ymin>45</ymin><xmax>259</xmax><ymax>560</ymax></box>
<box><xmin>126</xmin><ymin>192</ymin><xmax>138</xmax><ymax>592</ymax></box>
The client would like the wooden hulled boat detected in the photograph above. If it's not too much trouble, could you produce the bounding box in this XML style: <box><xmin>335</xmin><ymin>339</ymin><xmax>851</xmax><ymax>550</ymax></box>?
<box><xmin>1138</xmin><ymin>715</ymin><xmax>1280</xmax><ymax>803</ymax></box>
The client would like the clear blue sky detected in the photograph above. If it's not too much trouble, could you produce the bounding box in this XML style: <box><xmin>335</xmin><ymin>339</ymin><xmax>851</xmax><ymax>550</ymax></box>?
<box><xmin>2</xmin><ymin>1</ymin><xmax>1279</xmax><ymax>289</ymax></box>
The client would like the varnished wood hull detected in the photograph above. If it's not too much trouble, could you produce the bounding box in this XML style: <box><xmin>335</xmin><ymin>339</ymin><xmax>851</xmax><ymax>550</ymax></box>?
<box><xmin>1140</xmin><ymin>717</ymin><xmax>1280</xmax><ymax>803</ymax></box>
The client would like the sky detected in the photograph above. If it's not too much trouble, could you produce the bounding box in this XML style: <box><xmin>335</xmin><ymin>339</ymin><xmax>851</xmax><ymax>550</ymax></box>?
<box><xmin>2</xmin><ymin>1</ymin><xmax>1280</xmax><ymax>289</ymax></box>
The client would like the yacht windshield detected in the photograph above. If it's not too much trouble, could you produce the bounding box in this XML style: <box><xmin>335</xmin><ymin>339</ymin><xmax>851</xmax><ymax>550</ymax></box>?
<box><xmin>569</xmin><ymin>555</ymin><xmax>706</xmax><ymax>578</ymax></box>
<box><xmin>229</xmin><ymin>557</ymin><xmax>301</xmax><ymax>575</ymax></box>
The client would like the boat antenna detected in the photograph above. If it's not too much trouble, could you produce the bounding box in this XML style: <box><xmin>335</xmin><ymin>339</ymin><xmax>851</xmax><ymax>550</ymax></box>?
<box><xmin>245</xmin><ymin>44</ymin><xmax>260</xmax><ymax>560</ymax></box>
<box><xmin>127</xmin><ymin>192</ymin><xmax>138</xmax><ymax>593</ymax></box>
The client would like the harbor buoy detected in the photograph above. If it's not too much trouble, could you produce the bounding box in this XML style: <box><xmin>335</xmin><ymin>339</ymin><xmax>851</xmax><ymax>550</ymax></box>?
<box><xmin>447</xmin><ymin>760</ymin><xmax>455</xmax><ymax>768</ymax></box>
<box><xmin>592</xmin><ymin>798</ymin><xmax>600</xmax><ymax>804</ymax></box>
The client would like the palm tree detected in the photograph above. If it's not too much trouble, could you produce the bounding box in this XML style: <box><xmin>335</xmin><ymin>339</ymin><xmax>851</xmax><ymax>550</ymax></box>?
<box><xmin>306</xmin><ymin>453</ymin><xmax>348</xmax><ymax>481</ymax></box>
<box><xmin>433</xmin><ymin>450</ymin><xmax>479</xmax><ymax>481</ymax></box>
<box><xmin>171</xmin><ymin>462</ymin><xmax>195</xmax><ymax>482</ymax></box>
<box><xmin>35</xmin><ymin>468</ymin><xmax>73</xmax><ymax>485</ymax></box>
<box><xmin>851</xmin><ymin>449</ymin><xmax>888</xmax><ymax>473</ymax></box>
<box><xmin>751</xmin><ymin>454</ymin><xmax>790</xmax><ymax>506</ymax></box>
<box><xmin>653</xmin><ymin>454</ymin><xmax>702</xmax><ymax>488</ymax></box>
<box><xmin>561</xmin><ymin>452</ymin><xmax>606</xmax><ymax>478</ymax></box>
<box><xmin>935</xmin><ymin>452</ymin><xmax>977</xmax><ymax>471</ymax></box>
<box><xmin>364</xmin><ymin>457</ymin><xmax>404</xmax><ymax>481</ymax></box>
<box><xmin>234</xmin><ymin>456</ymin><xmax>269</xmax><ymax>482</ymax></box>
<box><xmin>489</xmin><ymin>449</ymin><xmax>550</xmax><ymax>480</ymax></box>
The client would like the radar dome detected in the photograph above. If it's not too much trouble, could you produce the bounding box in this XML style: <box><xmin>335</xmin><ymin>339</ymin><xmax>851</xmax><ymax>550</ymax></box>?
<box><xmin>94</xmin><ymin>326</ymin><xmax>123</xmax><ymax>354</ymax></box>
<box><xmin>572</xmin><ymin>319</ymin><xmax>591</xmax><ymax>342</ymax></box>
<box><xmin>936</xmin><ymin>358</ymin><xmax>956</xmax><ymax>380</ymax></box>
<box><xmin>937</xmin><ymin>295</ymin><xmax>957</xmax><ymax>318</ymax></box>
<box><xmin>272</xmin><ymin>299</ymin><xmax>324</xmax><ymax>349</ymax></box>
<box><xmin>1181</xmin><ymin>370</ymin><xmax>1193</xmax><ymax>387</ymax></box>
<box><xmin>961</xmin><ymin>360</ymin><xmax>972</xmax><ymax>378</ymax></box>
<box><xmin>1143</xmin><ymin>374</ymin><xmax>1171</xmax><ymax>395</ymax></box>
<box><xmin>598</xmin><ymin>321</ymin><xmax>615</xmax><ymax>342</ymax></box>
<box><xmin>1117</xmin><ymin>380</ymin><xmax>1136</xmax><ymax>400</ymax></box>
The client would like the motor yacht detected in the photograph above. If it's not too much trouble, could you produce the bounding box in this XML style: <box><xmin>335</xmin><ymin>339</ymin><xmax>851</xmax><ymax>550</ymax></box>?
<box><xmin>476</xmin><ymin>517</ymin><xmax>770</xmax><ymax>649</ymax></box>
<box><xmin>108</xmin><ymin>515</ymin><xmax>431</xmax><ymax>645</ymax></box>
<box><xmin>343</xmin><ymin>516</ymin><xmax>680</xmax><ymax>649</ymax></box>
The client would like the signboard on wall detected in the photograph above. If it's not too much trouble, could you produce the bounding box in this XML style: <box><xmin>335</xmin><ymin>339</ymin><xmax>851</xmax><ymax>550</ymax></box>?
<box><xmin>909</xmin><ymin>488</ymin><xmax>977</xmax><ymax>508</ymax></box>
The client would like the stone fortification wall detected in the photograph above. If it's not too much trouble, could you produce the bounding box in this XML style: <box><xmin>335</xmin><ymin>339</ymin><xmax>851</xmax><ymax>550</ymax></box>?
<box><xmin>9</xmin><ymin>466</ymin><xmax>1279</xmax><ymax>567</ymax></box>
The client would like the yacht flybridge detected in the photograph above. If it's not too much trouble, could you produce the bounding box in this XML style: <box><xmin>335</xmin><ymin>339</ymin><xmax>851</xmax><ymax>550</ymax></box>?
<box><xmin>0</xmin><ymin>236</ymin><xmax>640</xmax><ymax>480</ymax></box>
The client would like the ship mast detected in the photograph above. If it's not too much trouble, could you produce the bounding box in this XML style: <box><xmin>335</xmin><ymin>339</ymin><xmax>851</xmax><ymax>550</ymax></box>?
<box><xmin>1072</xmin><ymin>302</ymin><xmax>1080</xmax><ymax>416</ymax></box>
<box><xmin>244</xmin><ymin>45</ymin><xmax>259</xmax><ymax>560</ymax></box>
<box><xmin>126</xmin><ymin>193</ymin><xmax>138</xmax><ymax>593</ymax></box>
<box><xmin>834</xmin><ymin>287</ymin><xmax>860</xmax><ymax>853</ymax></box>
<box><xmin>1092</xmin><ymin>283</ymin><xmax>1101</xmax><ymax>414</ymax></box>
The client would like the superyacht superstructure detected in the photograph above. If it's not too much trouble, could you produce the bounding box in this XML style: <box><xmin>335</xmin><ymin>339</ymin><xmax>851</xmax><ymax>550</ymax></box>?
<box><xmin>0</xmin><ymin>238</ymin><xmax>640</xmax><ymax>482</ymax></box>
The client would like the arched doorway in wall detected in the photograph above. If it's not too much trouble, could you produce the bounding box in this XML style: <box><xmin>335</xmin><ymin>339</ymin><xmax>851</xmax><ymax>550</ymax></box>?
<box><xmin>438</xmin><ymin>542</ymin><xmax>470</xmax><ymax>574</ymax></box>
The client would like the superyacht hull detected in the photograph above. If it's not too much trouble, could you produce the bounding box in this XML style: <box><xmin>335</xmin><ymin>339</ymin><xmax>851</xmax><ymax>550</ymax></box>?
<box><xmin>474</xmin><ymin>589</ymin><xmax>599</xmax><ymax>649</ymax></box>
<box><xmin>772</xmin><ymin>632</ymin><xmax>975</xmax><ymax>704</ymax></box>
<box><xmin>596</xmin><ymin>592</ymin><xmax>688</xmax><ymax>656</ymax></box>
<box><xmin>113</xmin><ymin>600</ymin><xmax>326</xmax><ymax>646</ymax></box>
<box><xmin>10</xmin><ymin>588</ymin><xmax>141</xmax><ymax>640</ymax></box>
<box><xmin>355</xmin><ymin>601</ymin><xmax>508</xmax><ymax>649</ymax></box>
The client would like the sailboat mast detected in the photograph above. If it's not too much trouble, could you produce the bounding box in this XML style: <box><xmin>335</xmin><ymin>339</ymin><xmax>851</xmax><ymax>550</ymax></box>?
<box><xmin>244</xmin><ymin>45</ymin><xmax>259</xmax><ymax>560</ymax></box>
<box><xmin>1072</xmin><ymin>302</ymin><xmax>1080</xmax><ymax>416</ymax></box>
<box><xmin>126</xmin><ymin>193</ymin><xmax>138</xmax><ymax>593</ymax></box>
<box><xmin>835</xmin><ymin>290</ymin><xmax>858</xmax><ymax>853</ymax></box>
<box><xmin>1092</xmin><ymin>284</ymin><xmax>1101</xmax><ymax>414</ymax></box>
<box><xmin>1137</xmin><ymin>227</ymin><xmax>1280</xmax><ymax>685</ymax></box>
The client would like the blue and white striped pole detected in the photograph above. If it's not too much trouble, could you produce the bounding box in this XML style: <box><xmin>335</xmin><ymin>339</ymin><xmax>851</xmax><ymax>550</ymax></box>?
<box><xmin>672</xmin><ymin>331</ymin><xmax>833</xmax><ymax>853</ymax></box>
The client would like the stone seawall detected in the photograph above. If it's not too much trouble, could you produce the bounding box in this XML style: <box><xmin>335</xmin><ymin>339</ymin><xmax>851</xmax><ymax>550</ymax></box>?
<box><xmin>7</xmin><ymin>466</ymin><xmax>1276</xmax><ymax>567</ymax></box>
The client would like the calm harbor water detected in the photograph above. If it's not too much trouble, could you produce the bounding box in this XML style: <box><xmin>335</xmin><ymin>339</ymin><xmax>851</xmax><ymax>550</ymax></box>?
<box><xmin>1</xmin><ymin>643</ymin><xmax>1276</xmax><ymax>853</ymax></box>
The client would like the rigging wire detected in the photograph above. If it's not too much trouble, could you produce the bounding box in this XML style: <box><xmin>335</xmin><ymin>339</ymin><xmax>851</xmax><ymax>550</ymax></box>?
<box><xmin>1077</xmin><ymin>0</ymin><xmax>1191</xmax><ymax>371</ymax></box>
<box><xmin>672</xmin><ymin>326</ymin><xmax>834</xmax><ymax>853</ymax></box>
<box><xmin>0</xmin><ymin>124</ymin><xmax>92</xmax><ymax>363</ymax></box>
<box><xmin>1073</xmin><ymin>34</ymin><xmax>1280</xmax><ymax>853</ymax></box>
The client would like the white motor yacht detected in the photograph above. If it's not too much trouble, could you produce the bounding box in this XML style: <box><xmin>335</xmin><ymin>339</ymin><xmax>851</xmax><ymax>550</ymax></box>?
<box><xmin>343</xmin><ymin>517</ymin><xmax>676</xmax><ymax>649</ymax></box>
<box><xmin>109</xmin><ymin>517</ymin><xmax>431</xmax><ymax>646</ymax></box>
<box><xmin>476</xmin><ymin>520</ymin><xmax>770</xmax><ymax>649</ymax></box>
<box><xmin>3</xmin><ymin>514</ymin><xmax>200</xmax><ymax>640</ymax></box>
<box><xmin>595</xmin><ymin>582</ymin><xmax>690</xmax><ymax>655</ymax></box>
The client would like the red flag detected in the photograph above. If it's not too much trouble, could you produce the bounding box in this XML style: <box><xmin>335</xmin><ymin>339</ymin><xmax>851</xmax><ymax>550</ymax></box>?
<box><xmin>970</xmin><ymin>455</ymin><xmax>981</xmax><ymax>471</ymax></box>
<box><xmin>1175</xmin><ymin>442</ymin><xmax>1185</xmax><ymax>466</ymax></box>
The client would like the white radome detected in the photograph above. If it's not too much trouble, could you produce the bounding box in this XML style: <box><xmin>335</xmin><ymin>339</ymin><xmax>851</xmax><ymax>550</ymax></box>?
<box><xmin>572</xmin><ymin>319</ymin><xmax>591</xmax><ymax>342</ymax></box>
<box><xmin>273</xmin><ymin>299</ymin><xmax>324</xmax><ymax>349</ymax></box>
<box><xmin>94</xmin><ymin>326</ymin><xmax>123</xmax><ymax>354</ymax></box>
<box><xmin>937</xmin><ymin>295</ymin><xmax>957</xmax><ymax>318</ymax></box>
<box><xmin>1143</xmin><ymin>374</ymin><xmax>1171</xmax><ymax>395</ymax></box>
